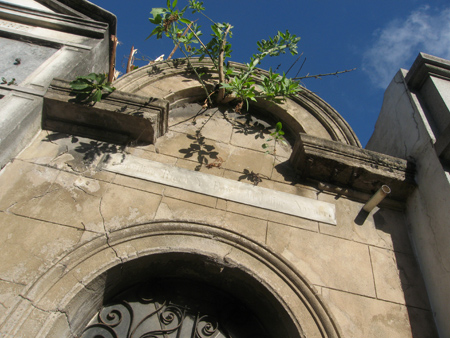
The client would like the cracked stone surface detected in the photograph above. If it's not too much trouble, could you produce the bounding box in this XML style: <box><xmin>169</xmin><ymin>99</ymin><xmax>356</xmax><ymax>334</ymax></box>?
<box><xmin>0</xmin><ymin>101</ymin><xmax>436</xmax><ymax>337</ymax></box>
<box><xmin>0</xmin><ymin>212</ymin><xmax>93</xmax><ymax>285</ymax></box>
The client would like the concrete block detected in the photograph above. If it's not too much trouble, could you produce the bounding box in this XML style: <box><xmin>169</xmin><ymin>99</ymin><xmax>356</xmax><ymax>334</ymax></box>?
<box><xmin>267</xmin><ymin>222</ymin><xmax>376</xmax><ymax>297</ymax></box>
<box><xmin>370</xmin><ymin>246</ymin><xmax>431</xmax><ymax>309</ymax></box>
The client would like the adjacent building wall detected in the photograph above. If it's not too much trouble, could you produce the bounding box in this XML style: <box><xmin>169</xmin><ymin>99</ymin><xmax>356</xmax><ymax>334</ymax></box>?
<box><xmin>367</xmin><ymin>53</ymin><xmax>450</xmax><ymax>338</ymax></box>
<box><xmin>0</xmin><ymin>0</ymin><xmax>115</xmax><ymax>168</ymax></box>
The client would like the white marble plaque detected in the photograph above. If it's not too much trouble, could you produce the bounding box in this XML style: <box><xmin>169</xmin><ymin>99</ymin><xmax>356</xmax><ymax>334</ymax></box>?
<box><xmin>102</xmin><ymin>153</ymin><xmax>336</xmax><ymax>225</ymax></box>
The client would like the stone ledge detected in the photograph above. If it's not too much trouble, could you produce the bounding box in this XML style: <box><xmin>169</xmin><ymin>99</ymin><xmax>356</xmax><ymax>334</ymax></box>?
<box><xmin>406</xmin><ymin>52</ymin><xmax>450</xmax><ymax>90</ymax></box>
<box><xmin>290</xmin><ymin>133</ymin><xmax>416</xmax><ymax>201</ymax></box>
<box><xmin>0</xmin><ymin>1</ymin><xmax>110</xmax><ymax>39</ymax></box>
<box><xmin>42</xmin><ymin>78</ymin><xmax>169</xmax><ymax>144</ymax></box>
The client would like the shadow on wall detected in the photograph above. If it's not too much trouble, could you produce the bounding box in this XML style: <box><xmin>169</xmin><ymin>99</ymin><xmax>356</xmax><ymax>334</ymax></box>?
<box><xmin>178</xmin><ymin>131</ymin><xmax>219</xmax><ymax>171</ymax></box>
<box><xmin>372</xmin><ymin>209</ymin><xmax>438</xmax><ymax>338</ymax></box>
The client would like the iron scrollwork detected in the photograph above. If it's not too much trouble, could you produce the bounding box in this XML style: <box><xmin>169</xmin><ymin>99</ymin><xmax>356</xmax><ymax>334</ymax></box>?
<box><xmin>80</xmin><ymin>284</ymin><xmax>224</xmax><ymax>338</ymax></box>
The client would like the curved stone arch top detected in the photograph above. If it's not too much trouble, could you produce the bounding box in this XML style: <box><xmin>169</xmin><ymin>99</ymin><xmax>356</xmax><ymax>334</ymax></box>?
<box><xmin>9</xmin><ymin>222</ymin><xmax>343</xmax><ymax>338</ymax></box>
<box><xmin>113</xmin><ymin>59</ymin><xmax>361</xmax><ymax>147</ymax></box>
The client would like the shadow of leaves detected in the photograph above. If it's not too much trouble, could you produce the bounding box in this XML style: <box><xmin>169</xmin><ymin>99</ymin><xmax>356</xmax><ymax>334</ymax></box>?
<box><xmin>233</xmin><ymin>118</ymin><xmax>271</xmax><ymax>140</ymax></box>
<box><xmin>74</xmin><ymin>140</ymin><xmax>121</xmax><ymax>163</ymax></box>
<box><xmin>179</xmin><ymin>131</ymin><xmax>219</xmax><ymax>171</ymax></box>
<box><xmin>43</xmin><ymin>132</ymin><xmax>79</xmax><ymax>144</ymax></box>
<box><xmin>238</xmin><ymin>169</ymin><xmax>268</xmax><ymax>186</ymax></box>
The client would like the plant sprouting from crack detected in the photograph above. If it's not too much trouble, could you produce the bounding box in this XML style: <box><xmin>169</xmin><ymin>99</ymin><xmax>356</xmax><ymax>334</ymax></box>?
<box><xmin>70</xmin><ymin>73</ymin><xmax>116</xmax><ymax>104</ymax></box>
<box><xmin>262</xmin><ymin>121</ymin><xmax>287</xmax><ymax>154</ymax></box>
<box><xmin>148</xmin><ymin>0</ymin><xmax>302</xmax><ymax>111</ymax></box>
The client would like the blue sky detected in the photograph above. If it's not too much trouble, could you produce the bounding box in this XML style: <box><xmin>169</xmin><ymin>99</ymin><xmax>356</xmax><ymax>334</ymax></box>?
<box><xmin>91</xmin><ymin>0</ymin><xmax>450</xmax><ymax>146</ymax></box>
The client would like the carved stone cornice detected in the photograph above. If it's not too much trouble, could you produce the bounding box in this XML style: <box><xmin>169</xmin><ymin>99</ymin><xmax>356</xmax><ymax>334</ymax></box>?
<box><xmin>290</xmin><ymin>133</ymin><xmax>416</xmax><ymax>201</ymax></box>
<box><xmin>406</xmin><ymin>53</ymin><xmax>450</xmax><ymax>90</ymax></box>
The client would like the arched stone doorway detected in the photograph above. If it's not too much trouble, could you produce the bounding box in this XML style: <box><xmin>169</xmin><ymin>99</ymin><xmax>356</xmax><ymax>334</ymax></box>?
<box><xmin>79</xmin><ymin>253</ymin><xmax>295</xmax><ymax>338</ymax></box>
<box><xmin>12</xmin><ymin>222</ymin><xmax>342</xmax><ymax>338</ymax></box>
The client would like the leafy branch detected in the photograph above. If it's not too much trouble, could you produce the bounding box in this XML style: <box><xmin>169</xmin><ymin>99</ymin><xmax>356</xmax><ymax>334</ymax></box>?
<box><xmin>262</xmin><ymin>121</ymin><xmax>287</xmax><ymax>154</ymax></box>
<box><xmin>70</xmin><ymin>73</ymin><xmax>115</xmax><ymax>103</ymax></box>
<box><xmin>148</xmin><ymin>0</ymin><xmax>302</xmax><ymax>111</ymax></box>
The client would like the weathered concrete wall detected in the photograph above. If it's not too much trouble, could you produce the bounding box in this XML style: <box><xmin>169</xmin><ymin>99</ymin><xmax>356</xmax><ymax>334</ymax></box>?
<box><xmin>367</xmin><ymin>53</ymin><xmax>450</xmax><ymax>338</ymax></box>
<box><xmin>0</xmin><ymin>93</ymin><xmax>436</xmax><ymax>336</ymax></box>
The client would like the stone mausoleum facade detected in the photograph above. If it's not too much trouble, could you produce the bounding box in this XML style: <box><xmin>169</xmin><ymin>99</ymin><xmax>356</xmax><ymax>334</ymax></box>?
<box><xmin>0</xmin><ymin>1</ymin><xmax>448</xmax><ymax>337</ymax></box>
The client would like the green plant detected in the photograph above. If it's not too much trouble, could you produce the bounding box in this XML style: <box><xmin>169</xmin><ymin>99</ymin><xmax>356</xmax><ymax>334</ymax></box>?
<box><xmin>262</xmin><ymin>121</ymin><xmax>287</xmax><ymax>154</ymax></box>
<box><xmin>69</xmin><ymin>73</ymin><xmax>115</xmax><ymax>103</ymax></box>
<box><xmin>1</xmin><ymin>77</ymin><xmax>17</xmax><ymax>86</ymax></box>
<box><xmin>148</xmin><ymin>0</ymin><xmax>302</xmax><ymax>110</ymax></box>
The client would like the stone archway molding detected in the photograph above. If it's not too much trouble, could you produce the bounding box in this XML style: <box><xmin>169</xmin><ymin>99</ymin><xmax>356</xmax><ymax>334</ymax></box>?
<box><xmin>6</xmin><ymin>221</ymin><xmax>343</xmax><ymax>338</ymax></box>
<box><xmin>113</xmin><ymin>58</ymin><xmax>361</xmax><ymax>147</ymax></box>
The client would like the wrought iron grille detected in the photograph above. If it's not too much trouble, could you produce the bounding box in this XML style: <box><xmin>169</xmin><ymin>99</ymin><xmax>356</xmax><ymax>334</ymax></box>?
<box><xmin>80</xmin><ymin>279</ymin><xmax>269</xmax><ymax>338</ymax></box>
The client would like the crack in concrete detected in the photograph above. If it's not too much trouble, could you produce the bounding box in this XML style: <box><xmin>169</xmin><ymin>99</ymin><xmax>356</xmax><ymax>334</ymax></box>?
<box><xmin>98</xmin><ymin>196</ymin><xmax>124</xmax><ymax>269</ymax></box>
<box><xmin>18</xmin><ymin>294</ymin><xmax>47</xmax><ymax>313</ymax></box>
<box><xmin>0</xmin><ymin>277</ymin><xmax>26</xmax><ymax>286</ymax></box>
<box><xmin>56</xmin><ymin>306</ymin><xmax>75</xmax><ymax>337</ymax></box>
<box><xmin>410</xmin><ymin>107</ymin><xmax>423</xmax><ymax>157</ymax></box>
<box><xmin>264</xmin><ymin>221</ymin><xmax>269</xmax><ymax>245</ymax></box>
<box><xmin>30</xmin><ymin>187</ymin><xmax>61</xmax><ymax>201</ymax></box>
<box><xmin>73</xmin><ymin>183</ymin><xmax>96</xmax><ymax>197</ymax></box>
<box><xmin>5</xmin><ymin>202</ymin><xmax>17</xmax><ymax>213</ymax></box>
<box><xmin>49</xmin><ymin>145</ymin><xmax>68</xmax><ymax>164</ymax></box>
<box><xmin>374</xmin><ymin>228</ymin><xmax>390</xmax><ymax>249</ymax></box>
<box><xmin>74</xmin><ymin>273</ymin><xmax>98</xmax><ymax>294</ymax></box>
<box><xmin>5</xmin><ymin>211</ymin><xmax>101</xmax><ymax>234</ymax></box>
<box><xmin>223</xmin><ymin>247</ymin><xmax>233</xmax><ymax>265</ymax></box>
<box><xmin>367</xmin><ymin>247</ymin><xmax>378</xmax><ymax>299</ymax></box>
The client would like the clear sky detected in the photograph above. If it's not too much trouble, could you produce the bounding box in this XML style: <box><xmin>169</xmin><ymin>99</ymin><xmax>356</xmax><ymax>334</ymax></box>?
<box><xmin>91</xmin><ymin>0</ymin><xmax>450</xmax><ymax>146</ymax></box>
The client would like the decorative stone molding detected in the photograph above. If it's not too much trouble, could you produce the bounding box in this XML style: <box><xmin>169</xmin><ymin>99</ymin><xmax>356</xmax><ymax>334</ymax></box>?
<box><xmin>6</xmin><ymin>221</ymin><xmax>343</xmax><ymax>338</ymax></box>
<box><xmin>113</xmin><ymin>58</ymin><xmax>361</xmax><ymax>147</ymax></box>
<box><xmin>406</xmin><ymin>53</ymin><xmax>450</xmax><ymax>90</ymax></box>
<box><xmin>43</xmin><ymin>78</ymin><xmax>169</xmax><ymax>144</ymax></box>
<box><xmin>0</xmin><ymin>1</ymin><xmax>113</xmax><ymax>39</ymax></box>
<box><xmin>406</xmin><ymin>53</ymin><xmax>450</xmax><ymax>163</ymax></box>
<box><xmin>290</xmin><ymin>133</ymin><xmax>416</xmax><ymax>201</ymax></box>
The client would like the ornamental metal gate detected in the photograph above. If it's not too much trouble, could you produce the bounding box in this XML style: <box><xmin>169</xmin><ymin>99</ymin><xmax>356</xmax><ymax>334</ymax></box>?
<box><xmin>80</xmin><ymin>278</ymin><xmax>270</xmax><ymax>338</ymax></box>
